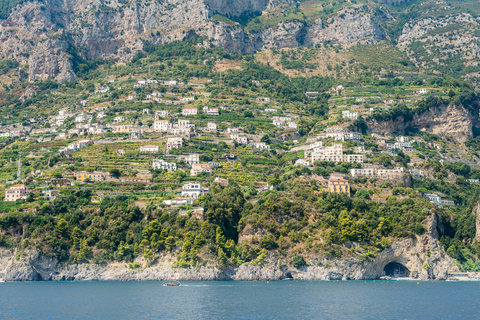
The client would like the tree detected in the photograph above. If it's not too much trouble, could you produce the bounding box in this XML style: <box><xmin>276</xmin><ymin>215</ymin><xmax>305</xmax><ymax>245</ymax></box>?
<box><xmin>292</xmin><ymin>255</ymin><xmax>306</xmax><ymax>269</ymax></box>
<box><xmin>243</xmin><ymin>110</ymin><xmax>253</xmax><ymax>118</ymax></box>
<box><xmin>165</xmin><ymin>236</ymin><xmax>175</xmax><ymax>251</ymax></box>
<box><xmin>144</xmin><ymin>248</ymin><xmax>155</xmax><ymax>266</ymax></box>
<box><xmin>71</xmin><ymin>227</ymin><xmax>83</xmax><ymax>249</ymax></box>
<box><xmin>260</xmin><ymin>234</ymin><xmax>278</xmax><ymax>250</ymax></box>
<box><xmin>202</xmin><ymin>183</ymin><xmax>246</xmax><ymax>242</ymax></box>
<box><xmin>109</xmin><ymin>168</ymin><xmax>121</xmax><ymax>178</ymax></box>
<box><xmin>56</xmin><ymin>218</ymin><xmax>69</xmax><ymax>238</ymax></box>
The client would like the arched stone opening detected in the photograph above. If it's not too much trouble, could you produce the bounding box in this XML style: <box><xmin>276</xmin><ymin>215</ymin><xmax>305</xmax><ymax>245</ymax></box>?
<box><xmin>384</xmin><ymin>262</ymin><xmax>410</xmax><ymax>278</ymax></box>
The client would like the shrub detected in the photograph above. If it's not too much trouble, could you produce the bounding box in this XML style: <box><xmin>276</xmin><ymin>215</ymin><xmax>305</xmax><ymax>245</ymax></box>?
<box><xmin>292</xmin><ymin>255</ymin><xmax>307</xmax><ymax>269</ymax></box>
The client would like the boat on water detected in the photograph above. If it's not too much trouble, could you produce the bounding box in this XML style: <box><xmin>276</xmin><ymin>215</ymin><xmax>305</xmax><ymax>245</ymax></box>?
<box><xmin>0</xmin><ymin>279</ymin><xmax>5</xmax><ymax>283</ymax></box>
<box><xmin>163</xmin><ymin>282</ymin><xmax>180</xmax><ymax>287</ymax></box>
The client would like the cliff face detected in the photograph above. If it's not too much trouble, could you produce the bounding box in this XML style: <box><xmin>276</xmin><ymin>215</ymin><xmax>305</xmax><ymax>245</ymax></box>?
<box><xmin>368</xmin><ymin>103</ymin><xmax>476</xmax><ymax>144</ymax></box>
<box><xmin>0</xmin><ymin>0</ymin><xmax>385</xmax><ymax>82</ymax></box>
<box><xmin>473</xmin><ymin>198</ymin><xmax>480</xmax><ymax>242</ymax></box>
<box><xmin>0</xmin><ymin>213</ymin><xmax>457</xmax><ymax>281</ymax></box>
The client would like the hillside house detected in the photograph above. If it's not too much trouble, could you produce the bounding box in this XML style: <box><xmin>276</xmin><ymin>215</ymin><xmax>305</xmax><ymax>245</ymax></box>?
<box><xmin>152</xmin><ymin>159</ymin><xmax>177</xmax><ymax>171</ymax></box>
<box><xmin>154</xmin><ymin>120</ymin><xmax>171</xmax><ymax>132</ymax></box>
<box><xmin>328</xmin><ymin>178</ymin><xmax>350</xmax><ymax>194</ymax></box>
<box><xmin>207</xmin><ymin>122</ymin><xmax>217</xmax><ymax>131</ymax></box>
<box><xmin>342</xmin><ymin>110</ymin><xmax>359</xmax><ymax>120</ymax></box>
<box><xmin>140</xmin><ymin>145</ymin><xmax>159</xmax><ymax>153</ymax></box>
<box><xmin>203</xmin><ymin>107</ymin><xmax>219</xmax><ymax>115</ymax></box>
<box><xmin>350</xmin><ymin>168</ymin><xmax>375</xmax><ymax>178</ymax></box>
<box><xmin>214</xmin><ymin>177</ymin><xmax>229</xmax><ymax>187</ymax></box>
<box><xmin>166</xmin><ymin>137</ymin><xmax>183</xmax><ymax>151</ymax></box>
<box><xmin>5</xmin><ymin>184</ymin><xmax>29</xmax><ymax>202</ymax></box>
<box><xmin>76</xmin><ymin>172</ymin><xmax>105</xmax><ymax>182</ymax></box>
<box><xmin>182</xmin><ymin>107</ymin><xmax>198</xmax><ymax>116</ymax></box>
<box><xmin>377</xmin><ymin>167</ymin><xmax>404</xmax><ymax>177</ymax></box>
<box><xmin>191</xmin><ymin>163</ymin><xmax>212</xmax><ymax>176</ymax></box>
<box><xmin>155</xmin><ymin>110</ymin><xmax>169</xmax><ymax>119</ymax></box>
<box><xmin>181</xmin><ymin>183</ymin><xmax>208</xmax><ymax>199</ymax></box>
<box><xmin>295</xmin><ymin>159</ymin><xmax>311</xmax><ymax>167</ymax></box>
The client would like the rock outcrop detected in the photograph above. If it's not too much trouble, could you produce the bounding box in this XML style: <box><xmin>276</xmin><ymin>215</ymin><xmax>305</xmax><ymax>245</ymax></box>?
<box><xmin>473</xmin><ymin>197</ymin><xmax>480</xmax><ymax>242</ymax></box>
<box><xmin>367</xmin><ymin>102</ymin><xmax>477</xmax><ymax>144</ymax></box>
<box><xmin>0</xmin><ymin>226</ymin><xmax>457</xmax><ymax>281</ymax></box>
<box><xmin>0</xmin><ymin>0</ymin><xmax>386</xmax><ymax>82</ymax></box>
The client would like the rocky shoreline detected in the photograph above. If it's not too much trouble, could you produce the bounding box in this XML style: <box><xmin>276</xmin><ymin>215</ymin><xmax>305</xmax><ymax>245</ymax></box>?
<box><xmin>0</xmin><ymin>216</ymin><xmax>458</xmax><ymax>282</ymax></box>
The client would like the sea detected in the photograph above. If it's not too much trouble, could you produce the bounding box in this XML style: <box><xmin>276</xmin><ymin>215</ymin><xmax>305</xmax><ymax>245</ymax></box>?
<box><xmin>0</xmin><ymin>280</ymin><xmax>478</xmax><ymax>319</ymax></box>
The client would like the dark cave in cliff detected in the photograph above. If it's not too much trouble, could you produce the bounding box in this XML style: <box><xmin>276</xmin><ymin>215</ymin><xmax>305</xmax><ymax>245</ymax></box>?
<box><xmin>384</xmin><ymin>262</ymin><xmax>410</xmax><ymax>277</ymax></box>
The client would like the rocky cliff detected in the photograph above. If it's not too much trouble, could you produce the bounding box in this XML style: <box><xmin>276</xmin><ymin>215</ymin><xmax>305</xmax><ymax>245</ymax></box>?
<box><xmin>367</xmin><ymin>102</ymin><xmax>477</xmax><ymax>144</ymax></box>
<box><xmin>0</xmin><ymin>213</ymin><xmax>457</xmax><ymax>281</ymax></box>
<box><xmin>473</xmin><ymin>198</ymin><xmax>480</xmax><ymax>242</ymax></box>
<box><xmin>0</xmin><ymin>0</ymin><xmax>385</xmax><ymax>82</ymax></box>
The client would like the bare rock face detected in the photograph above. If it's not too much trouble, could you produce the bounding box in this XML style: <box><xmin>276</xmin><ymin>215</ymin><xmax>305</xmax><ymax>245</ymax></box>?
<box><xmin>368</xmin><ymin>103</ymin><xmax>476</xmax><ymax>144</ymax></box>
<box><xmin>238</xmin><ymin>225</ymin><xmax>271</xmax><ymax>243</ymax></box>
<box><xmin>473</xmin><ymin>197</ymin><xmax>480</xmax><ymax>242</ymax></box>
<box><xmin>204</xmin><ymin>0</ymin><xmax>269</xmax><ymax>17</ymax></box>
<box><xmin>261</xmin><ymin>21</ymin><xmax>307</xmax><ymax>49</ymax></box>
<box><xmin>305</xmin><ymin>7</ymin><xmax>385</xmax><ymax>45</ymax></box>
<box><xmin>0</xmin><ymin>0</ymin><xmax>387</xmax><ymax>81</ymax></box>
<box><xmin>28</xmin><ymin>38</ymin><xmax>77</xmax><ymax>83</ymax></box>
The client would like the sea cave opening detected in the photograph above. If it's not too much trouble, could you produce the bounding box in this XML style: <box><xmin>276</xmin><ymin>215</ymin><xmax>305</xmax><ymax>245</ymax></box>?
<box><xmin>383</xmin><ymin>262</ymin><xmax>410</xmax><ymax>278</ymax></box>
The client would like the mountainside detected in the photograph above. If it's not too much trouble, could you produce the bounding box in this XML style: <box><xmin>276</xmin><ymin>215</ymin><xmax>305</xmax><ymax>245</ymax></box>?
<box><xmin>0</xmin><ymin>0</ymin><xmax>480</xmax><ymax>281</ymax></box>
<box><xmin>1</xmin><ymin>0</ymin><xmax>480</xmax><ymax>84</ymax></box>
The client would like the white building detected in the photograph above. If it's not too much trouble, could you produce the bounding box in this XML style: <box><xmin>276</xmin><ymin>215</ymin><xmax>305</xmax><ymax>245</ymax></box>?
<box><xmin>344</xmin><ymin>154</ymin><xmax>364</xmax><ymax>163</ymax></box>
<box><xmin>342</xmin><ymin>110</ymin><xmax>359</xmax><ymax>120</ymax></box>
<box><xmin>231</xmin><ymin>133</ymin><xmax>248</xmax><ymax>144</ymax></box>
<box><xmin>154</xmin><ymin>120</ymin><xmax>171</xmax><ymax>132</ymax></box>
<box><xmin>295</xmin><ymin>159</ymin><xmax>311</xmax><ymax>167</ymax></box>
<box><xmin>310</xmin><ymin>143</ymin><xmax>363</xmax><ymax>164</ymax></box>
<box><xmin>227</xmin><ymin>127</ymin><xmax>239</xmax><ymax>133</ymax></box>
<box><xmin>140</xmin><ymin>145</ymin><xmax>159</xmax><ymax>153</ymax></box>
<box><xmin>77</xmin><ymin>139</ymin><xmax>93</xmax><ymax>149</ymax></box>
<box><xmin>94</xmin><ymin>87</ymin><xmax>109</xmax><ymax>94</ymax></box>
<box><xmin>324</xmin><ymin>127</ymin><xmax>361</xmax><ymax>141</ymax></box>
<box><xmin>256</xmin><ymin>97</ymin><xmax>271</xmax><ymax>103</ymax></box>
<box><xmin>114</xmin><ymin>117</ymin><xmax>125</xmax><ymax>123</ymax></box>
<box><xmin>182</xmin><ymin>154</ymin><xmax>200</xmax><ymax>166</ymax></box>
<box><xmin>207</xmin><ymin>122</ymin><xmax>217</xmax><ymax>131</ymax></box>
<box><xmin>264</xmin><ymin>108</ymin><xmax>277</xmax><ymax>113</ymax></box>
<box><xmin>350</xmin><ymin>168</ymin><xmax>375</xmax><ymax>178</ymax></box>
<box><xmin>134</xmin><ymin>80</ymin><xmax>147</xmax><ymax>88</ymax></box>
<box><xmin>181</xmin><ymin>183</ymin><xmax>208</xmax><ymax>199</ymax></box>
<box><xmin>166</xmin><ymin>137</ymin><xmax>183</xmax><ymax>151</ymax></box>
<box><xmin>96</xmin><ymin>112</ymin><xmax>107</xmax><ymax>120</ymax></box>
<box><xmin>203</xmin><ymin>107</ymin><xmax>219</xmax><ymax>115</ymax></box>
<box><xmin>191</xmin><ymin>163</ymin><xmax>213</xmax><ymax>176</ymax></box>
<box><xmin>424</xmin><ymin>193</ymin><xmax>454</xmax><ymax>206</ymax></box>
<box><xmin>152</xmin><ymin>159</ymin><xmax>177</xmax><ymax>171</ymax></box>
<box><xmin>252</xmin><ymin>142</ymin><xmax>270</xmax><ymax>150</ymax></box>
<box><xmin>410</xmin><ymin>169</ymin><xmax>424</xmax><ymax>178</ymax></box>
<box><xmin>377</xmin><ymin>167</ymin><xmax>404</xmax><ymax>177</ymax></box>
<box><xmin>182</xmin><ymin>107</ymin><xmax>198</xmax><ymax>116</ymax></box>
<box><xmin>155</xmin><ymin>110</ymin><xmax>169</xmax><ymax>119</ymax></box>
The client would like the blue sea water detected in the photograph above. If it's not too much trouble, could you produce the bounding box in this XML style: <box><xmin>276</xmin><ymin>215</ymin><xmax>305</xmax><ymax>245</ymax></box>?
<box><xmin>0</xmin><ymin>280</ymin><xmax>478</xmax><ymax>319</ymax></box>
